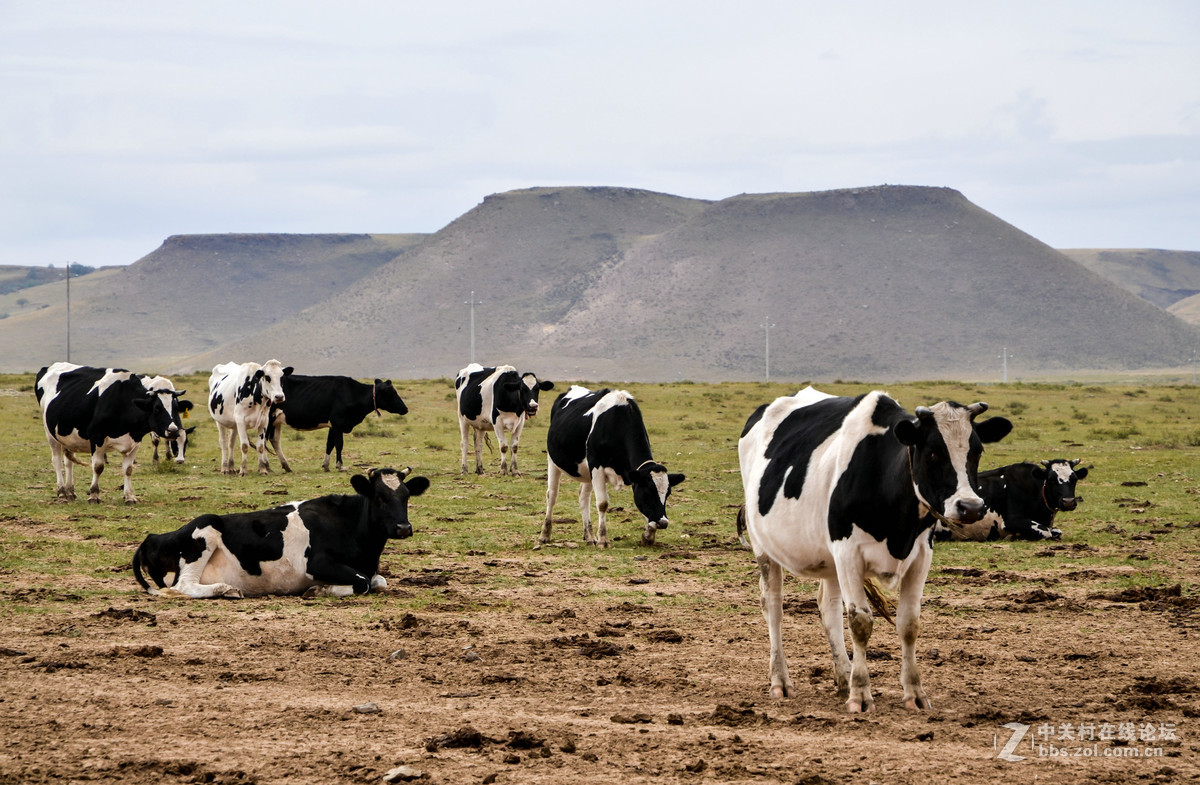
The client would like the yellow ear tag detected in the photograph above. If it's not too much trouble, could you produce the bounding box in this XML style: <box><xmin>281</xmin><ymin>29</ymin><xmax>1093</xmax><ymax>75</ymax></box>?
<box><xmin>182</xmin><ymin>409</ymin><xmax>191</xmax><ymax>420</ymax></box>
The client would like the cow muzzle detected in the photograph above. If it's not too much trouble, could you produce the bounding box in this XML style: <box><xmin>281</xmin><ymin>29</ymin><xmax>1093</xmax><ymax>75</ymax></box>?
<box><xmin>1060</xmin><ymin>497</ymin><xmax>1079</xmax><ymax>511</ymax></box>
<box><xmin>953</xmin><ymin>497</ymin><xmax>986</xmax><ymax>524</ymax></box>
<box><xmin>273</xmin><ymin>394</ymin><xmax>286</xmax><ymax>404</ymax></box>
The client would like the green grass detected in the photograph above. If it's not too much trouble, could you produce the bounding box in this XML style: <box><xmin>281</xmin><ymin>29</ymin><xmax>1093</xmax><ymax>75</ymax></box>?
<box><xmin>2</xmin><ymin>374</ymin><xmax>1198</xmax><ymax>614</ymax></box>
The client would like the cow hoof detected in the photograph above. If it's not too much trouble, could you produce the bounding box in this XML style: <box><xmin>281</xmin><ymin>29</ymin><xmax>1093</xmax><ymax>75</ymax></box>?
<box><xmin>904</xmin><ymin>696</ymin><xmax>932</xmax><ymax>711</ymax></box>
<box><xmin>640</xmin><ymin>534</ymin><xmax>656</xmax><ymax>547</ymax></box>
<box><xmin>769</xmin><ymin>685</ymin><xmax>790</xmax><ymax>700</ymax></box>
<box><xmin>221</xmin><ymin>587</ymin><xmax>244</xmax><ymax>599</ymax></box>
<box><xmin>87</xmin><ymin>497</ymin><xmax>101</xmax><ymax>505</ymax></box>
<box><xmin>845</xmin><ymin>698</ymin><xmax>874</xmax><ymax>713</ymax></box>
<box><xmin>124</xmin><ymin>497</ymin><xmax>139</xmax><ymax>505</ymax></box>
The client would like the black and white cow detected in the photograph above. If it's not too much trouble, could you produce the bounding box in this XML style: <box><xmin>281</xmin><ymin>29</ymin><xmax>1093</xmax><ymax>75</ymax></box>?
<box><xmin>738</xmin><ymin>388</ymin><xmax>1011</xmax><ymax>712</ymax></box>
<box><xmin>455</xmin><ymin>363</ymin><xmax>553</xmax><ymax>475</ymax></box>
<box><xmin>935</xmin><ymin>459</ymin><xmax>1090</xmax><ymax>541</ymax></box>
<box><xmin>265</xmin><ymin>375</ymin><xmax>409</xmax><ymax>472</ymax></box>
<box><xmin>540</xmin><ymin>386</ymin><xmax>685</xmax><ymax>548</ymax></box>
<box><xmin>35</xmin><ymin>362</ymin><xmax>184</xmax><ymax>503</ymax></box>
<box><xmin>131</xmin><ymin>467</ymin><xmax>430</xmax><ymax>598</ymax></box>
<box><xmin>144</xmin><ymin>375</ymin><xmax>196</xmax><ymax>464</ymax></box>
<box><xmin>207</xmin><ymin>360</ymin><xmax>292</xmax><ymax>476</ymax></box>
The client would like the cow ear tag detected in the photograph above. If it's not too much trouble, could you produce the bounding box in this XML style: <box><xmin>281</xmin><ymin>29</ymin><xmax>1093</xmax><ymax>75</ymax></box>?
<box><xmin>181</xmin><ymin>408</ymin><xmax>190</xmax><ymax>420</ymax></box>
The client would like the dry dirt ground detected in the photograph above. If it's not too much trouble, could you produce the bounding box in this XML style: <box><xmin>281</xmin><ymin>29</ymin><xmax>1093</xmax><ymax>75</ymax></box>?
<box><xmin>1</xmin><ymin>537</ymin><xmax>1197</xmax><ymax>785</ymax></box>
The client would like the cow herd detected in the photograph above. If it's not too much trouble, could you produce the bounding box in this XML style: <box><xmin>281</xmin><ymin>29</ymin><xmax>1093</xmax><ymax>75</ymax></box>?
<box><xmin>33</xmin><ymin>362</ymin><xmax>1093</xmax><ymax>712</ymax></box>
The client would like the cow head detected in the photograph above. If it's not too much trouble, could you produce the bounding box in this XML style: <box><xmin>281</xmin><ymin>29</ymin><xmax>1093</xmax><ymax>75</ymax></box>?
<box><xmin>257</xmin><ymin>360</ymin><xmax>293</xmax><ymax>405</ymax></box>
<box><xmin>1033</xmin><ymin>459</ymin><xmax>1089</xmax><ymax>512</ymax></box>
<box><xmin>350</xmin><ymin>467</ymin><xmax>430</xmax><ymax>539</ymax></box>
<box><xmin>630</xmin><ymin>461</ymin><xmax>687</xmax><ymax>532</ymax></box>
<box><xmin>140</xmin><ymin>375</ymin><xmax>186</xmax><ymax>439</ymax></box>
<box><xmin>373</xmin><ymin>379</ymin><xmax>409</xmax><ymax>416</ymax></box>
<box><xmin>518</xmin><ymin>372</ymin><xmax>555</xmax><ymax>417</ymax></box>
<box><xmin>894</xmin><ymin>401</ymin><xmax>1012</xmax><ymax>526</ymax></box>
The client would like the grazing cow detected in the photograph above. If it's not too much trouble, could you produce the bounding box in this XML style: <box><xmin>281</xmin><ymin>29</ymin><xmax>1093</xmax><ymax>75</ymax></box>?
<box><xmin>266</xmin><ymin>375</ymin><xmax>409</xmax><ymax>472</ymax></box>
<box><xmin>35</xmin><ymin>362</ymin><xmax>183</xmax><ymax>503</ymax></box>
<box><xmin>540</xmin><ymin>385</ymin><xmax>686</xmax><ymax>548</ymax></box>
<box><xmin>934</xmin><ymin>459</ymin><xmax>1090</xmax><ymax>541</ymax></box>
<box><xmin>131</xmin><ymin>467</ymin><xmax>430</xmax><ymax>598</ymax></box>
<box><xmin>738</xmin><ymin>388</ymin><xmax>1011</xmax><ymax>711</ymax></box>
<box><xmin>143</xmin><ymin>375</ymin><xmax>196</xmax><ymax>464</ymax></box>
<box><xmin>455</xmin><ymin>363</ymin><xmax>554</xmax><ymax>475</ymax></box>
<box><xmin>207</xmin><ymin>360</ymin><xmax>292</xmax><ymax>475</ymax></box>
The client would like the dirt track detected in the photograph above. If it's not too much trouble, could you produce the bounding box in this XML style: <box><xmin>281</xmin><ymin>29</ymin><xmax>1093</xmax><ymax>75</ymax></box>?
<box><xmin>1</xmin><ymin>540</ymin><xmax>1197</xmax><ymax>784</ymax></box>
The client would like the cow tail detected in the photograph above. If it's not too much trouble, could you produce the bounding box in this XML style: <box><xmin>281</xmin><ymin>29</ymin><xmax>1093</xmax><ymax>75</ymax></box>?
<box><xmin>862</xmin><ymin>579</ymin><xmax>895</xmax><ymax>627</ymax></box>
<box><xmin>131</xmin><ymin>543</ymin><xmax>159</xmax><ymax>595</ymax></box>
<box><xmin>735</xmin><ymin>504</ymin><xmax>750</xmax><ymax>548</ymax></box>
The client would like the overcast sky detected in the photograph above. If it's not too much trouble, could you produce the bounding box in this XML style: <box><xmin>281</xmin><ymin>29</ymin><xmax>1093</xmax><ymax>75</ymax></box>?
<box><xmin>2</xmin><ymin>1</ymin><xmax>1198</xmax><ymax>268</ymax></box>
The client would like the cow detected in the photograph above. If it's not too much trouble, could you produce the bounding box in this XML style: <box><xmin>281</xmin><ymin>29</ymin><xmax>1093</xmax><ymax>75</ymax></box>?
<box><xmin>934</xmin><ymin>459</ymin><xmax>1090</xmax><ymax>541</ymax></box>
<box><xmin>207</xmin><ymin>360</ymin><xmax>292</xmax><ymax>476</ymax></box>
<box><xmin>265</xmin><ymin>375</ymin><xmax>409</xmax><ymax>472</ymax></box>
<box><xmin>143</xmin><ymin>375</ymin><xmax>196</xmax><ymax>464</ymax></box>
<box><xmin>540</xmin><ymin>385</ymin><xmax>686</xmax><ymax>548</ymax></box>
<box><xmin>35</xmin><ymin>362</ymin><xmax>184</xmax><ymax>503</ymax></box>
<box><xmin>738</xmin><ymin>388</ymin><xmax>1011</xmax><ymax>712</ymax></box>
<box><xmin>455</xmin><ymin>363</ymin><xmax>554</xmax><ymax>475</ymax></box>
<box><xmin>131</xmin><ymin>467</ymin><xmax>430</xmax><ymax>598</ymax></box>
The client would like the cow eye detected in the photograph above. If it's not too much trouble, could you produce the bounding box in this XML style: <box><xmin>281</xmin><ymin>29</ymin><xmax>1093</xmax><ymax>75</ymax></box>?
<box><xmin>927</xmin><ymin>450</ymin><xmax>940</xmax><ymax>463</ymax></box>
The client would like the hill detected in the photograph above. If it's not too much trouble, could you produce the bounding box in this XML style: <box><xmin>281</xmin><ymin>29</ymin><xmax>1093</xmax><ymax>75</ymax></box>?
<box><xmin>0</xmin><ymin>233</ymin><xmax>425</xmax><ymax>372</ymax></box>
<box><xmin>1060</xmin><ymin>249</ymin><xmax>1200</xmax><ymax>310</ymax></box>
<box><xmin>177</xmin><ymin>186</ymin><xmax>1198</xmax><ymax>382</ymax></box>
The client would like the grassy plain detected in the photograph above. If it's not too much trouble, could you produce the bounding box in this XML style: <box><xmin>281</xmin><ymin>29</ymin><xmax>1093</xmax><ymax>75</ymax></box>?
<box><xmin>1</xmin><ymin>374</ymin><xmax>1198</xmax><ymax>783</ymax></box>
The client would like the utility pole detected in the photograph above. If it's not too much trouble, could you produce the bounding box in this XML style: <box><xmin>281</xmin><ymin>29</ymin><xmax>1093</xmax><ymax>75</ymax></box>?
<box><xmin>1192</xmin><ymin>347</ymin><xmax>1197</xmax><ymax>386</ymax></box>
<box><xmin>465</xmin><ymin>291</ymin><xmax>483</xmax><ymax>364</ymax></box>
<box><xmin>761</xmin><ymin>316</ymin><xmax>775</xmax><ymax>381</ymax></box>
<box><xmin>999</xmin><ymin>346</ymin><xmax>1012</xmax><ymax>383</ymax></box>
<box><xmin>65</xmin><ymin>262</ymin><xmax>72</xmax><ymax>362</ymax></box>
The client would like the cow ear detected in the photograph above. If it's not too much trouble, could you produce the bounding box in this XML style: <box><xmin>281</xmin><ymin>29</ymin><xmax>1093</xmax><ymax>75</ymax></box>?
<box><xmin>375</xmin><ymin>378</ymin><xmax>384</xmax><ymax>385</ymax></box>
<box><xmin>668</xmin><ymin>473</ymin><xmax>686</xmax><ymax>487</ymax></box>
<box><xmin>179</xmin><ymin>400</ymin><xmax>195</xmax><ymax>412</ymax></box>
<box><xmin>1031</xmin><ymin>466</ymin><xmax>1047</xmax><ymax>481</ymax></box>
<box><xmin>283</xmin><ymin>366</ymin><xmax>294</xmax><ymax>376</ymax></box>
<box><xmin>185</xmin><ymin>426</ymin><xmax>197</xmax><ymax>435</ymax></box>
<box><xmin>405</xmin><ymin>476</ymin><xmax>430</xmax><ymax>497</ymax></box>
<box><xmin>975</xmin><ymin>416</ymin><xmax>1013</xmax><ymax>444</ymax></box>
<box><xmin>350</xmin><ymin>474</ymin><xmax>374</xmax><ymax>497</ymax></box>
<box><xmin>892</xmin><ymin>417</ymin><xmax>920</xmax><ymax>446</ymax></box>
<box><xmin>1074</xmin><ymin>466</ymin><xmax>1089</xmax><ymax>480</ymax></box>
<box><xmin>540</xmin><ymin>380</ymin><xmax>555</xmax><ymax>391</ymax></box>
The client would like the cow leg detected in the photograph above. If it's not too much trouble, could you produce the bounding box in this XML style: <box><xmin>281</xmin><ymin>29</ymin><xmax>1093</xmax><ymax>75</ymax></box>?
<box><xmin>540</xmin><ymin>462</ymin><xmax>563</xmax><ymax>544</ymax></box>
<box><xmin>217</xmin><ymin>423</ymin><xmax>234</xmax><ymax>474</ymax></box>
<box><xmin>458</xmin><ymin>418</ymin><xmax>471</xmax><ymax>474</ymax></box>
<box><xmin>254</xmin><ymin>424</ymin><xmax>271</xmax><ymax>475</ymax></box>
<box><xmin>473</xmin><ymin>429</ymin><xmax>485</xmax><ymax>474</ymax></box>
<box><xmin>578</xmin><ymin>481</ymin><xmax>596</xmax><ymax>546</ymax></box>
<box><xmin>47</xmin><ymin>440</ymin><xmax>73</xmax><ymax>501</ymax></box>
<box><xmin>817</xmin><ymin>578</ymin><xmax>852</xmax><ymax>700</ymax></box>
<box><xmin>757</xmin><ymin>553</ymin><xmax>793</xmax><ymax>699</ymax></box>
<box><xmin>270</xmin><ymin>422</ymin><xmax>292</xmax><ymax>473</ymax></box>
<box><xmin>590</xmin><ymin>470</ymin><xmax>611</xmax><ymax>548</ymax></box>
<box><xmin>119</xmin><ymin>447</ymin><xmax>139</xmax><ymax>504</ymax></box>
<box><xmin>306</xmin><ymin>559</ymin><xmax>373</xmax><ymax>595</ymax></box>
<box><xmin>323</xmin><ymin>429</ymin><xmax>346</xmax><ymax>472</ymax></box>
<box><xmin>495</xmin><ymin>426</ymin><xmax>511</xmax><ymax>475</ymax></box>
<box><xmin>836</xmin><ymin>566</ymin><xmax>875</xmax><ymax>713</ymax></box>
<box><xmin>898</xmin><ymin>546</ymin><xmax>933</xmax><ymax>710</ymax></box>
<box><xmin>88</xmin><ymin>447</ymin><xmax>106</xmax><ymax>504</ymax></box>
<box><xmin>509</xmin><ymin>418</ymin><xmax>526</xmax><ymax>476</ymax></box>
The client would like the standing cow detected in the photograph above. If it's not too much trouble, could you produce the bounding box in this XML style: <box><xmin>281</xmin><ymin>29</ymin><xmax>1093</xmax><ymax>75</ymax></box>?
<box><xmin>132</xmin><ymin>467</ymin><xmax>429</xmax><ymax>598</ymax></box>
<box><xmin>266</xmin><ymin>375</ymin><xmax>409</xmax><ymax>472</ymax></box>
<box><xmin>541</xmin><ymin>385</ymin><xmax>685</xmax><ymax>548</ymax></box>
<box><xmin>738</xmin><ymin>388</ymin><xmax>1011</xmax><ymax>712</ymax></box>
<box><xmin>934</xmin><ymin>459</ymin><xmax>1090</xmax><ymax>541</ymax></box>
<box><xmin>35</xmin><ymin>362</ymin><xmax>184</xmax><ymax>503</ymax></box>
<box><xmin>144</xmin><ymin>375</ymin><xmax>196</xmax><ymax>464</ymax></box>
<box><xmin>207</xmin><ymin>360</ymin><xmax>291</xmax><ymax>476</ymax></box>
<box><xmin>455</xmin><ymin>363</ymin><xmax>553</xmax><ymax>475</ymax></box>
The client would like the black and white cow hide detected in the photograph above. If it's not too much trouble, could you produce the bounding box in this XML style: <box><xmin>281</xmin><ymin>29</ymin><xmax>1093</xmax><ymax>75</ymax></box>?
<box><xmin>934</xmin><ymin>459</ymin><xmax>1090</xmax><ymax>541</ymax></box>
<box><xmin>455</xmin><ymin>363</ymin><xmax>553</xmax><ymax>475</ymax></box>
<box><xmin>132</xmin><ymin>467</ymin><xmax>429</xmax><ymax>598</ymax></box>
<box><xmin>738</xmin><ymin>388</ymin><xmax>1011</xmax><ymax>712</ymax></box>
<box><xmin>541</xmin><ymin>385</ymin><xmax>685</xmax><ymax>548</ymax></box>
<box><xmin>207</xmin><ymin>360</ymin><xmax>291</xmax><ymax>476</ymax></box>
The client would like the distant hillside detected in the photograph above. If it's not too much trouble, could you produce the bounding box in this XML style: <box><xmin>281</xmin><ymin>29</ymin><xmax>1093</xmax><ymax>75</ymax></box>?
<box><xmin>1169</xmin><ymin>292</ymin><xmax>1200</xmax><ymax>326</ymax></box>
<box><xmin>0</xmin><ymin>233</ymin><xmax>425</xmax><ymax>372</ymax></box>
<box><xmin>1060</xmin><ymin>249</ymin><xmax>1200</xmax><ymax>309</ymax></box>
<box><xmin>176</xmin><ymin>185</ymin><xmax>1199</xmax><ymax>382</ymax></box>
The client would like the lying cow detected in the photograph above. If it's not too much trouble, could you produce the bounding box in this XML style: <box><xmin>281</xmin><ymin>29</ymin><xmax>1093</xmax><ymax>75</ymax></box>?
<box><xmin>207</xmin><ymin>360</ymin><xmax>291</xmax><ymax>475</ymax></box>
<box><xmin>266</xmin><ymin>375</ymin><xmax>409</xmax><ymax>472</ymax></box>
<box><xmin>35</xmin><ymin>362</ymin><xmax>184</xmax><ymax>503</ymax></box>
<box><xmin>455</xmin><ymin>363</ymin><xmax>553</xmax><ymax>475</ymax></box>
<box><xmin>131</xmin><ymin>467</ymin><xmax>430</xmax><ymax>598</ymax></box>
<box><xmin>738</xmin><ymin>388</ymin><xmax>1010</xmax><ymax>711</ymax></box>
<box><xmin>934</xmin><ymin>459</ymin><xmax>1090</xmax><ymax>541</ymax></box>
<box><xmin>541</xmin><ymin>385</ymin><xmax>685</xmax><ymax>548</ymax></box>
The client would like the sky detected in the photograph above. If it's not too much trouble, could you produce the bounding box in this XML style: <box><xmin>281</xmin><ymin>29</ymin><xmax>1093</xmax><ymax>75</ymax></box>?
<box><xmin>2</xmin><ymin>1</ymin><xmax>1198</xmax><ymax>268</ymax></box>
